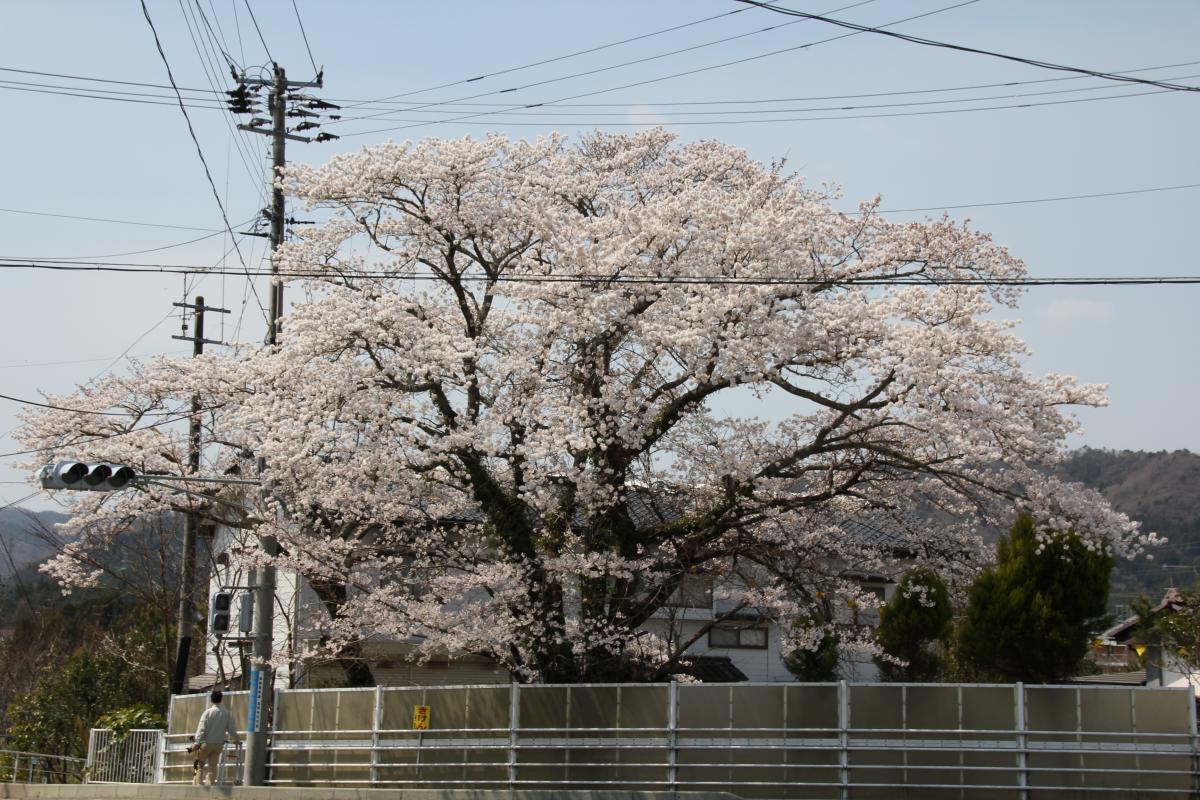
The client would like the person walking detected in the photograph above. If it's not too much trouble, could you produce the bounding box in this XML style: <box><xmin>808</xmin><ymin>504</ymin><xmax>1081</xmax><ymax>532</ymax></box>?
<box><xmin>192</xmin><ymin>689</ymin><xmax>241</xmax><ymax>786</ymax></box>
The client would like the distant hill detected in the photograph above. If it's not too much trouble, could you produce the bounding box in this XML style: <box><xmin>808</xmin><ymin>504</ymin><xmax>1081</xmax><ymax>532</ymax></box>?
<box><xmin>1057</xmin><ymin>448</ymin><xmax>1200</xmax><ymax>606</ymax></box>
<box><xmin>0</xmin><ymin>507</ymin><xmax>69</xmax><ymax>577</ymax></box>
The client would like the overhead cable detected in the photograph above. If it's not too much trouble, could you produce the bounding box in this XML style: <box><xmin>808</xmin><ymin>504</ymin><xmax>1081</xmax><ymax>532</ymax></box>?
<box><xmin>242</xmin><ymin>0</ymin><xmax>274</xmax><ymax>62</ymax></box>
<box><xmin>337</xmin><ymin>0</ymin><xmax>892</xmax><ymax>127</ymax></box>
<box><xmin>290</xmin><ymin>0</ymin><xmax>319</xmax><ymax>77</ymax></box>
<box><xmin>3</xmin><ymin>260</ymin><xmax>1198</xmax><ymax>287</ymax></box>
<box><xmin>327</xmin><ymin>59</ymin><xmax>1200</xmax><ymax>110</ymax></box>
<box><xmin>139</xmin><ymin>0</ymin><xmax>267</xmax><ymax>322</ymax></box>
<box><xmin>334</xmin><ymin>1</ymin><xmax>992</xmax><ymax>138</ymax></box>
<box><xmin>339</xmin><ymin>0</ymin><xmax>882</xmax><ymax>126</ymax></box>
<box><xmin>0</xmin><ymin>392</ymin><xmax>203</xmax><ymax>418</ymax></box>
<box><xmin>0</xmin><ymin>64</ymin><xmax>220</xmax><ymax>93</ymax></box>
<box><xmin>344</xmin><ymin>0</ymin><xmax>795</xmax><ymax>108</ymax></box>
<box><xmin>0</xmin><ymin>206</ymin><xmax>222</xmax><ymax>232</ymax></box>
<box><xmin>734</xmin><ymin>0</ymin><xmax>1200</xmax><ymax>92</ymax></box>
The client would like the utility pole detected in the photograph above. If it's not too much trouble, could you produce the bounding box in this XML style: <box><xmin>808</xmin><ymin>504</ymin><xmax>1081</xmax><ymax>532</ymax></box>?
<box><xmin>169</xmin><ymin>296</ymin><xmax>228</xmax><ymax>698</ymax></box>
<box><xmin>230</xmin><ymin>61</ymin><xmax>337</xmax><ymax>787</ymax></box>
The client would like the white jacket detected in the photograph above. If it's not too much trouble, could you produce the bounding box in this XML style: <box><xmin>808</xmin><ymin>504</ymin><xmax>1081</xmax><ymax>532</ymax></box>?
<box><xmin>194</xmin><ymin>704</ymin><xmax>240</xmax><ymax>746</ymax></box>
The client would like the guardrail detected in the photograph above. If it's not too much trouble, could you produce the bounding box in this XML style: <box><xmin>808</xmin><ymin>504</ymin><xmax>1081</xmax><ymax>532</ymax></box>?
<box><xmin>0</xmin><ymin>749</ymin><xmax>87</xmax><ymax>784</ymax></box>
<box><xmin>166</xmin><ymin>682</ymin><xmax>1200</xmax><ymax>798</ymax></box>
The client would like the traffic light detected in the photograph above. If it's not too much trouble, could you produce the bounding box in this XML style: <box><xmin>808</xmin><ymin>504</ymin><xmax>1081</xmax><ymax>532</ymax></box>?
<box><xmin>39</xmin><ymin>461</ymin><xmax>136</xmax><ymax>491</ymax></box>
<box><xmin>209</xmin><ymin>591</ymin><xmax>233</xmax><ymax>636</ymax></box>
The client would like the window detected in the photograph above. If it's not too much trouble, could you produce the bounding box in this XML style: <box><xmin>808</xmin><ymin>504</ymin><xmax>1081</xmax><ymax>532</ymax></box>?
<box><xmin>666</xmin><ymin>574</ymin><xmax>714</xmax><ymax>609</ymax></box>
<box><xmin>709</xmin><ymin>620</ymin><xmax>769</xmax><ymax>649</ymax></box>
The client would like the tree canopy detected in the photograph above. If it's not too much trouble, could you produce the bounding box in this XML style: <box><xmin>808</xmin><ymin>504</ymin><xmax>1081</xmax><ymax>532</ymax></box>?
<box><xmin>958</xmin><ymin>514</ymin><xmax>1114</xmax><ymax>683</ymax></box>
<box><xmin>18</xmin><ymin>130</ymin><xmax>1152</xmax><ymax>683</ymax></box>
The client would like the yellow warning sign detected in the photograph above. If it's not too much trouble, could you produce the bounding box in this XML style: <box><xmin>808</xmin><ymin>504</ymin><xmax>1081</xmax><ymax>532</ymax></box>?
<box><xmin>412</xmin><ymin>705</ymin><xmax>431</xmax><ymax>730</ymax></box>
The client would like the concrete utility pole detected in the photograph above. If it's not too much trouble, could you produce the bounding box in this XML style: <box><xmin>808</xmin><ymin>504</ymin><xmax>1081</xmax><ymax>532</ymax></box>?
<box><xmin>232</xmin><ymin>61</ymin><xmax>334</xmax><ymax>787</ymax></box>
<box><xmin>169</xmin><ymin>296</ymin><xmax>228</xmax><ymax>698</ymax></box>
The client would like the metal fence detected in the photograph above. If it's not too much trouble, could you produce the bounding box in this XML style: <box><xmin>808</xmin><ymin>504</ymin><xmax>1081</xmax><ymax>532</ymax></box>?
<box><xmin>0</xmin><ymin>749</ymin><xmax>86</xmax><ymax>784</ymax></box>
<box><xmin>85</xmin><ymin>729</ymin><xmax>163</xmax><ymax>784</ymax></box>
<box><xmin>166</xmin><ymin>682</ymin><xmax>1200</xmax><ymax>798</ymax></box>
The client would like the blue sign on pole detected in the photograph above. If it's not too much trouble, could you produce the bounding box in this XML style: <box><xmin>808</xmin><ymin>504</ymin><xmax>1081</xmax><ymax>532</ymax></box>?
<box><xmin>247</xmin><ymin>668</ymin><xmax>261</xmax><ymax>733</ymax></box>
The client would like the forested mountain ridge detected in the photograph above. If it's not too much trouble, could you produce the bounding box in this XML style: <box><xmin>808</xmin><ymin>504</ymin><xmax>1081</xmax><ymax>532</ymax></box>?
<box><xmin>0</xmin><ymin>507</ymin><xmax>69</xmax><ymax>578</ymax></box>
<box><xmin>1057</xmin><ymin>448</ymin><xmax>1200</xmax><ymax>605</ymax></box>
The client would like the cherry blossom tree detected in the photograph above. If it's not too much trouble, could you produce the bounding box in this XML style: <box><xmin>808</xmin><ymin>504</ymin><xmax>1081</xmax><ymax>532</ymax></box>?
<box><xmin>18</xmin><ymin>130</ymin><xmax>1156</xmax><ymax>683</ymax></box>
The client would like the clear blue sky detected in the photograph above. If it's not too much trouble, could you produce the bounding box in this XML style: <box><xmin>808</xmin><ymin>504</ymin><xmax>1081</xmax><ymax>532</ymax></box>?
<box><xmin>2</xmin><ymin>0</ymin><xmax>1198</xmax><ymax>510</ymax></box>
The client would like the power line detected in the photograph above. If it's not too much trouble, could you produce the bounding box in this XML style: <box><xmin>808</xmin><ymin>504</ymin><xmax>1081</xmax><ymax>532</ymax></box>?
<box><xmin>337</xmin><ymin>0</ymin><xmax>893</xmax><ymax>128</ymax></box>
<box><xmin>0</xmin><ymin>81</ymin><xmax>226</xmax><ymax>109</ymax></box>
<box><xmin>176</xmin><ymin>0</ymin><xmax>273</xmax><ymax>210</ymax></box>
<box><xmin>0</xmin><ymin>206</ymin><xmax>222</xmax><ymax>232</ymax></box>
<box><xmin>337</xmin><ymin>0</ymin><xmax>883</xmax><ymax>126</ymax></box>
<box><xmin>337</xmin><ymin>85</ymin><xmax>1179</xmax><ymax>130</ymax></box>
<box><xmin>290</xmin><ymin>0</ymin><xmax>319</xmax><ymax>77</ymax></box>
<box><xmin>0</xmin><ymin>412</ymin><xmax>197</xmax><ymax>460</ymax></box>
<box><xmin>190</xmin><ymin>0</ymin><xmax>238</xmax><ymax>69</ymax></box>
<box><xmin>344</xmin><ymin>0</ymin><xmax>794</xmax><ymax>109</ymax></box>
<box><xmin>329</xmin><ymin>59</ymin><xmax>1200</xmax><ymax>110</ymax></box>
<box><xmin>139</xmin><ymin>0</ymin><xmax>267</xmax><ymax>324</ymax></box>
<box><xmin>0</xmin><ymin>392</ymin><xmax>200</xmax><ymax>418</ymax></box>
<box><xmin>242</xmin><ymin>0</ymin><xmax>273</xmax><ymax>63</ymax></box>
<box><xmin>0</xmin><ymin>351</ymin><xmax>190</xmax><ymax>370</ymax></box>
<box><xmin>5</xmin><ymin>222</ymin><xmax>251</xmax><ymax>262</ymax></box>
<box><xmin>0</xmin><ymin>76</ymin><xmax>219</xmax><ymax>103</ymax></box>
<box><xmin>332</xmin><ymin>1</ymin><xmax>1000</xmax><ymax>139</ymax></box>
<box><xmin>869</xmin><ymin>182</ymin><xmax>1200</xmax><ymax>215</ymax></box>
<box><xmin>734</xmin><ymin>0</ymin><xmax>1200</xmax><ymax>92</ymax></box>
<box><xmin>0</xmin><ymin>64</ymin><xmax>221</xmax><ymax>93</ymax></box>
<box><xmin>3</xmin><ymin>259</ymin><xmax>1199</xmax><ymax>287</ymax></box>
<box><xmin>334</xmin><ymin>73</ymin><xmax>1198</xmax><ymax>125</ymax></box>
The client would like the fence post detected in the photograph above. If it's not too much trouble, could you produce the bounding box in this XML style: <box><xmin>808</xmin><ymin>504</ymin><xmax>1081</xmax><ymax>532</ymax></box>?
<box><xmin>838</xmin><ymin>680</ymin><xmax>849</xmax><ymax>800</ymax></box>
<box><xmin>371</xmin><ymin>685</ymin><xmax>383</xmax><ymax>787</ymax></box>
<box><xmin>85</xmin><ymin>730</ymin><xmax>97</xmax><ymax>784</ymax></box>
<box><xmin>667</xmin><ymin>679</ymin><xmax>679</xmax><ymax>792</ymax></box>
<box><xmin>153</xmin><ymin>731</ymin><xmax>165</xmax><ymax>785</ymax></box>
<box><xmin>1015</xmin><ymin>682</ymin><xmax>1028</xmax><ymax>800</ymax></box>
<box><xmin>1189</xmin><ymin>688</ymin><xmax>1199</xmax><ymax>798</ymax></box>
<box><xmin>508</xmin><ymin>682</ymin><xmax>520</xmax><ymax>790</ymax></box>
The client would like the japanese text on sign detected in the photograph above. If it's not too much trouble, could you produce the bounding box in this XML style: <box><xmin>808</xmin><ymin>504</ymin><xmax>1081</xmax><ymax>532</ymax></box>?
<box><xmin>412</xmin><ymin>705</ymin><xmax>430</xmax><ymax>730</ymax></box>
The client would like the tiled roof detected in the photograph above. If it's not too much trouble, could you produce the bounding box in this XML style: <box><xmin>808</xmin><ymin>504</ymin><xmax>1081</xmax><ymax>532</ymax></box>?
<box><xmin>1069</xmin><ymin>670</ymin><xmax>1148</xmax><ymax>686</ymax></box>
<box><xmin>1104</xmin><ymin>588</ymin><xmax>1185</xmax><ymax>642</ymax></box>
<box><xmin>677</xmin><ymin>655</ymin><xmax>749</xmax><ymax>683</ymax></box>
<box><xmin>837</xmin><ymin>509</ymin><xmax>922</xmax><ymax>556</ymax></box>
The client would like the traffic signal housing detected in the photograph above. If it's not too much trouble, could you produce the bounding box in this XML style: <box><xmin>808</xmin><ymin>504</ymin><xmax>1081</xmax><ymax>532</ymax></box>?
<box><xmin>209</xmin><ymin>591</ymin><xmax>233</xmax><ymax>636</ymax></box>
<box><xmin>39</xmin><ymin>461</ymin><xmax>136</xmax><ymax>491</ymax></box>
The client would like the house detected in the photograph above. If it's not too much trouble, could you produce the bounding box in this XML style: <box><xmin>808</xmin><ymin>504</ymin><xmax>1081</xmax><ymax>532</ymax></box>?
<box><xmin>1103</xmin><ymin>588</ymin><xmax>1198</xmax><ymax>695</ymax></box>
<box><xmin>196</xmin><ymin>499</ymin><xmax>920</xmax><ymax>691</ymax></box>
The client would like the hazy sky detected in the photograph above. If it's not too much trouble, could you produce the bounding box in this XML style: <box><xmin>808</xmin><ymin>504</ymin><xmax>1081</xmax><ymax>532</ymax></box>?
<box><xmin>2</xmin><ymin>0</ymin><xmax>1198</xmax><ymax>511</ymax></box>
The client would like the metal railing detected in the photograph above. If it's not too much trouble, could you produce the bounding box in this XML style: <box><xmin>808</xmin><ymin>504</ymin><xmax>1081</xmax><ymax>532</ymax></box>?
<box><xmin>166</xmin><ymin>682</ymin><xmax>1200</xmax><ymax>798</ymax></box>
<box><xmin>0</xmin><ymin>749</ymin><xmax>87</xmax><ymax>784</ymax></box>
<box><xmin>85</xmin><ymin>729</ymin><xmax>163</xmax><ymax>784</ymax></box>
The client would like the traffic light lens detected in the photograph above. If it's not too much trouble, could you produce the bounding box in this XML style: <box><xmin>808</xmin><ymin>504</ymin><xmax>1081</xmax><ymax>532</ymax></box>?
<box><xmin>61</xmin><ymin>462</ymin><xmax>87</xmax><ymax>484</ymax></box>
<box><xmin>83</xmin><ymin>464</ymin><xmax>112</xmax><ymax>486</ymax></box>
<box><xmin>108</xmin><ymin>465</ymin><xmax>136</xmax><ymax>488</ymax></box>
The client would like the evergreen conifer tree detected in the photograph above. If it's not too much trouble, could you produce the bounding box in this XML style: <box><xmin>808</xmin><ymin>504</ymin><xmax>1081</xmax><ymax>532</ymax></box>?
<box><xmin>875</xmin><ymin>568</ymin><xmax>953</xmax><ymax>681</ymax></box>
<box><xmin>959</xmin><ymin>514</ymin><xmax>1113</xmax><ymax>682</ymax></box>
